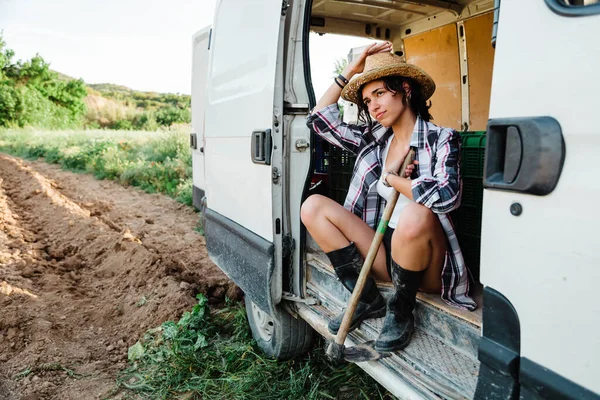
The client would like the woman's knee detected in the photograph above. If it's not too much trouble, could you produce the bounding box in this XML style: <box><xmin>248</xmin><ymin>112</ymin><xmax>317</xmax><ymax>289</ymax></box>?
<box><xmin>300</xmin><ymin>194</ymin><xmax>328</xmax><ymax>226</ymax></box>
<box><xmin>392</xmin><ymin>203</ymin><xmax>436</xmax><ymax>243</ymax></box>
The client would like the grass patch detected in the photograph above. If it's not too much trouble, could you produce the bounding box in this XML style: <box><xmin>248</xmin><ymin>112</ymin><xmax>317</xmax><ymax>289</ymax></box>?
<box><xmin>117</xmin><ymin>294</ymin><xmax>390</xmax><ymax>400</ymax></box>
<box><xmin>0</xmin><ymin>127</ymin><xmax>193</xmax><ymax>207</ymax></box>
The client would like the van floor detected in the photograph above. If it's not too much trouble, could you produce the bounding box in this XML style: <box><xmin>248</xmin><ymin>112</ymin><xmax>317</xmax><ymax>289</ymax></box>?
<box><xmin>303</xmin><ymin>234</ymin><xmax>482</xmax><ymax>399</ymax></box>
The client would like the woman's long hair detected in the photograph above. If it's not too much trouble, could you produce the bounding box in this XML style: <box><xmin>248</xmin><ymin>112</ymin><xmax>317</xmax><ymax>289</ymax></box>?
<box><xmin>356</xmin><ymin>76</ymin><xmax>433</xmax><ymax>131</ymax></box>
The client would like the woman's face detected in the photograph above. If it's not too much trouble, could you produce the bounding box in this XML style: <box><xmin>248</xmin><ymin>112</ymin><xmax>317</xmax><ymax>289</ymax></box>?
<box><xmin>361</xmin><ymin>79</ymin><xmax>411</xmax><ymax>127</ymax></box>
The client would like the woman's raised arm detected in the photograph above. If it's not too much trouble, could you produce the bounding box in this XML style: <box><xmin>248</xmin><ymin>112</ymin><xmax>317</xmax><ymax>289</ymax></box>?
<box><xmin>313</xmin><ymin>42</ymin><xmax>393</xmax><ymax>113</ymax></box>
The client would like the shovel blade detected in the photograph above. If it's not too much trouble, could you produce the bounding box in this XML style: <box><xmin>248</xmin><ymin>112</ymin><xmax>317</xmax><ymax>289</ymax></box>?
<box><xmin>342</xmin><ymin>341</ymin><xmax>391</xmax><ymax>363</ymax></box>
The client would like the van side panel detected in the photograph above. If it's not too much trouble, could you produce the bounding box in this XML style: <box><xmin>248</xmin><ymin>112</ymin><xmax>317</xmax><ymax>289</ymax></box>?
<box><xmin>464</xmin><ymin>13</ymin><xmax>495</xmax><ymax>132</ymax></box>
<box><xmin>191</xmin><ymin>27</ymin><xmax>211</xmax><ymax>197</ymax></box>
<box><xmin>203</xmin><ymin>0</ymin><xmax>285</xmax><ymax>314</ymax></box>
<box><xmin>404</xmin><ymin>24</ymin><xmax>462</xmax><ymax>131</ymax></box>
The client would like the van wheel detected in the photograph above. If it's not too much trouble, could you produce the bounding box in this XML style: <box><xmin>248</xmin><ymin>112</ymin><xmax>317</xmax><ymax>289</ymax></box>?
<box><xmin>245</xmin><ymin>297</ymin><xmax>314</xmax><ymax>361</ymax></box>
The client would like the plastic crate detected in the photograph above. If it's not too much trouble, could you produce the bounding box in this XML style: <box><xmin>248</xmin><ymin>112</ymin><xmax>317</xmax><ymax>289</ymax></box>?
<box><xmin>461</xmin><ymin>177</ymin><xmax>484</xmax><ymax>208</ymax></box>
<box><xmin>313</xmin><ymin>136</ymin><xmax>330</xmax><ymax>174</ymax></box>
<box><xmin>452</xmin><ymin>204</ymin><xmax>482</xmax><ymax>234</ymax></box>
<box><xmin>451</xmin><ymin>130</ymin><xmax>486</xmax><ymax>281</ymax></box>
<box><xmin>460</xmin><ymin>132</ymin><xmax>486</xmax><ymax>178</ymax></box>
<box><xmin>328</xmin><ymin>146</ymin><xmax>356</xmax><ymax>205</ymax></box>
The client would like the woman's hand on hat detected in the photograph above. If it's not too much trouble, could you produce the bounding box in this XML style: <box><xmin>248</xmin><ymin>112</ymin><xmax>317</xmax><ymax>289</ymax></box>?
<box><xmin>345</xmin><ymin>41</ymin><xmax>393</xmax><ymax>76</ymax></box>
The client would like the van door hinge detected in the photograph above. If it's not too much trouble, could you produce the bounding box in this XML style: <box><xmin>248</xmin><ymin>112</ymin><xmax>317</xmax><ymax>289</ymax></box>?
<box><xmin>282</xmin><ymin>292</ymin><xmax>320</xmax><ymax>305</ymax></box>
<box><xmin>281</xmin><ymin>0</ymin><xmax>290</xmax><ymax>16</ymax></box>
<box><xmin>284</xmin><ymin>102</ymin><xmax>309</xmax><ymax>115</ymax></box>
<box><xmin>272</xmin><ymin>166</ymin><xmax>281</xmax><ymax>184</ymax></box>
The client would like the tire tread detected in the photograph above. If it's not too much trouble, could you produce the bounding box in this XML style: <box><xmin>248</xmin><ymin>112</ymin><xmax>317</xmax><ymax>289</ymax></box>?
<box><xmin>245</xmin><ymin>297</ymin><xmax>314</xmax><ymax>360</ymax></box>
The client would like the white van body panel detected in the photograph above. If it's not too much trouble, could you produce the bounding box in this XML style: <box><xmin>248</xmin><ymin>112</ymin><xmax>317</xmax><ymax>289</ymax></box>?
<box><xmin>204</xmin><ymin>0</ymin><xmax>283</xmax><ymax>242</ymax></box>
<box><xmin>481</xmin><ymin>0</ymin><xmax>600</xmax><ymax>394</ymax></box>
<box><xmin>191</xmin><ymin>26</ymin><xmax>211</xmax><ymax>192</ymax></box>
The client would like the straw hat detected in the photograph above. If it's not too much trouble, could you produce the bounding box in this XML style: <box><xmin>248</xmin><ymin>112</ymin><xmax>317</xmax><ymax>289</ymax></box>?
<box><xmin>341</xmin><ymin>52</ymin><xmax>436</xmax><ymax>104</ymax></box>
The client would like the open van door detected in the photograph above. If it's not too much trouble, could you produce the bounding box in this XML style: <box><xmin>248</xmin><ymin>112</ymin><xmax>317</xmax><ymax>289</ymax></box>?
<box><xmin>203</xmin><ymin>0</ymin><xmax>284</xmax><ymax>316</ymax></box>
<box><xmin>478</xmin><ymin>0</ymin><xmax>600</xmax><ymax>398</ymax></box>
<box><xmin>190</xmin><ymin>26</ymin><xmax>211</xmax><ymax>209</ymax></box>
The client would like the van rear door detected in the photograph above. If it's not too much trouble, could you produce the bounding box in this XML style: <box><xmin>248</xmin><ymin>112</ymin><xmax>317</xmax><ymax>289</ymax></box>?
<box><xmin>191</xmin><ymin>26</ymin><xmax>211</xmax><ymax>207</ymax></box>
<box><xmin>479</xmin><ymin>1</ymin><xmax>600</xmax><ymax>397</ymax></box>
<box><xmin>203</xmin><ymin>0</ymin><xmax>284</xmax><ymax>314</ymax></box>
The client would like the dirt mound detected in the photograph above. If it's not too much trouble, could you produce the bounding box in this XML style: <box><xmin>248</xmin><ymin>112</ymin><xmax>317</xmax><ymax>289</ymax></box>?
<box><xmin>0</xmin><ymin>154</ymin><xmax>240</xmax><ymax>399</ymax></box>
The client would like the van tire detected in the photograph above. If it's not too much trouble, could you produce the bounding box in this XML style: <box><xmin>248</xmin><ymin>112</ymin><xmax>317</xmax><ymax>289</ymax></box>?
<box><xmin>245</xmin><ymin>297</ymin><xmax>314</xmax><ymax>361</ymax></box>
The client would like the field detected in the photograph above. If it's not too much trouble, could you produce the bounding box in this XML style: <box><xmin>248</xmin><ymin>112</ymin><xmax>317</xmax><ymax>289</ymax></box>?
<box><xmin>0</xmin><ymin>129</ymin><xmax>388</xmax><ymax>399</ymax></box>
<box><xmin>0</xmin><ymin>127</ymin><xmax>194</xmax><ymax>207</ymax></box>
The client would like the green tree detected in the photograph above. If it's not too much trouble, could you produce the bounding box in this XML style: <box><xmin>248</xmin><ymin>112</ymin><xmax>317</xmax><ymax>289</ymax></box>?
<box><xmin>156</xmin><ymin>106</ymin><xmax>190</xmax><ymax>127</ymax></box>
<box><xmin>0</xmin><ymin>34</ymin><xmax>87</xmax><ymax>128</ymax></box>
<box><xmin>0</xmin><ymin>83</ymin><xmax>23</xmax><ymax>127</ymax></box>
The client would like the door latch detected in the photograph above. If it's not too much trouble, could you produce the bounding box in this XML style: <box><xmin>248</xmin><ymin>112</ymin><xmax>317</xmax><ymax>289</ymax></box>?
<box><xmin>295</xmin><ymin>139</ymin><xmax>309</xmax><ymax>152</ymax></box>
<box><xmin>272</xmin><ymin>166</ymin><xmax>281</xmax><ymax>184</ymax></box>
<box><xmin>484</xmin><ymin>117</ymin><xmax>564</xmax><ymax>196</ymax></box>
<box><xmin>251</xmin><ymin>129</ymin><xmax>272</xmax><ymax>165</ymax></box>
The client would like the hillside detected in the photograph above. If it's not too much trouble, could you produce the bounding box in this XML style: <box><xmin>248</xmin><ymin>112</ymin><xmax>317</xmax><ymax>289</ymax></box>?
<box><xmin>53</xmin><ymin>70</ymin><xmax>191</xmax><ymax>130</ymax></box>
<box><xmin>82</xmin><ymin>82</ymin><xmax>191</xmax><ymax>130</ymax></box>
<box><xmin>0</xmin><ymin>33</ymin><xmax>190</xmax><ymax>131</ymax></box>
<box><xmin>88</xmin><ymin>82</ymin><xmax>190</xmax><ymax>111</ymax></box>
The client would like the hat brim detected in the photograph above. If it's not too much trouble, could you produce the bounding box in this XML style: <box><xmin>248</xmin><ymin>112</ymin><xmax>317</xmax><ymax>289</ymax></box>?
<box><xmin>341</xmin><ymin>64</ymin><xmax>436</xmax><ymax>104</ymax></box>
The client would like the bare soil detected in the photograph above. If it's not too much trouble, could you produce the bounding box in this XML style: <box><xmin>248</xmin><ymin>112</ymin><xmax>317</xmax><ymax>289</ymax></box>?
<box><xmin>0</xmin><ymin>154</ymin><xmax>240</xmax><ymax>400</ymax></box>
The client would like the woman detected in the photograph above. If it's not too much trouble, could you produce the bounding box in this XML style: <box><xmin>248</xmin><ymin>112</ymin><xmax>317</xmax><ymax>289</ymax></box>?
<box><xmin>301</xmin><ymin>42</ymin><xmax>476</xmax><ymax>352</ymax></box>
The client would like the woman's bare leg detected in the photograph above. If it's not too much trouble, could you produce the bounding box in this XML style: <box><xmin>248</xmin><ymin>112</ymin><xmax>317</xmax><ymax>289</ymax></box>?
<box><xmin>300</xmin><ymin>194</ymin><xmax>390</xmax><ymax>281</ymax></box>
<box><xmin>391</xmin><ymin>202</ymin><xmax>446</xmax><ymax>292</ymax></box>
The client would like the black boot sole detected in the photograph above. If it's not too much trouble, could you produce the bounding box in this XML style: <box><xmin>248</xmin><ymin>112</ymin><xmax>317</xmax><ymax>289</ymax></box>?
<box><xmin>373</xmin><ymin>331</ymin><xmax>414</xmax><ymax>352</ymax></box>
<box><xmin>328</xmin><ymin>303</ymin><xmax>387</xmax><ymax>335</ymax></box>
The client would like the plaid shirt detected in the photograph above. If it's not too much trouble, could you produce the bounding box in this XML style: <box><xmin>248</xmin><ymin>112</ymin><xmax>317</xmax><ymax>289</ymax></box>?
<box><xmin>307</xmin><ymin>103</ymin><xmax>477</xmax><ymax>311</ymax></box>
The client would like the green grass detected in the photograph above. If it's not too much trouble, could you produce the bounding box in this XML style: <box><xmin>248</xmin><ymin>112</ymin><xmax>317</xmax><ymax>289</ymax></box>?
<box><xmin>0</xmin><ymin>127</ymin><xmax>194</xmax><ymax>207</ymax></box>
<box><xmin>116</xmin><ymin>294</ymin><xmax>390</xmax><ymax>400</ymax></box>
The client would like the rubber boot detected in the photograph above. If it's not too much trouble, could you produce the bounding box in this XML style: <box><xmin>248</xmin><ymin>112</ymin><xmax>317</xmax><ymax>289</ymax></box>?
<box><xmin>326</xmin><ymin>242</ymin><xmax>386</xmax><ymax>335</ymax></box>
<box><xmin>374</xmin><ymin>260</ymin><xmax>425</xmax><ymax>352</ymax></box>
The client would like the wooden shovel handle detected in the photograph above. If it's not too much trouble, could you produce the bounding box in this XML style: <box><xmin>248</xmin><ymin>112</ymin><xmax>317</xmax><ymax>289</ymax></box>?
<box><xmin>334</xmin><ymin>148</ymin><xmax>416</xmax><ymax>346</ymax></box>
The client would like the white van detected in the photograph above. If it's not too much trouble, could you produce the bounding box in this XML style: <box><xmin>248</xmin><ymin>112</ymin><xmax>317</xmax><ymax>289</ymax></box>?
<box><xmin>191</xmin><ymin>0</ymin><xmax>600</xmax><ymax>398</ymax></box>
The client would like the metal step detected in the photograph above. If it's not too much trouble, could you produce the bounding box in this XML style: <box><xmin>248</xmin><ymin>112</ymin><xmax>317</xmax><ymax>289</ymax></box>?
<box><xmin>302</xmin><ymin>248</ymin><xmax>482</xmax><ymax>399</ymax></box>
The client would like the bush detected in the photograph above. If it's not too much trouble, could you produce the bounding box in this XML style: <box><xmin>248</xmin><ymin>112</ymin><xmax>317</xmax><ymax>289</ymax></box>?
<box><xmin>0</xmin><ymin>36</ymin><xmax>87</xmax><ymax>129</ymax></box>
<box><xmin>175</xmin><ymin>178</ymin><xmax>193</xmax><ymax>207</ymax></box>
<box><xmin>155</xmin><ymin>106</ymin><xmax>190</xmax><ymax>127</ymax></box>
<box><xmin>111</xmin><ymin>119</ymin><xmax>133</xmax><ymax>130</ymax></box>
<box><xmin>133</xmin><ymin>112</ymin><xmax>158</xmax><ymax>131</ymax></box>
<box><xmin>0</xmin><ymin>83</ymin><xmax>23</xmax><ymax>127</ymax></box>
<box><xmin>19</xmin><ymin>86</ymin><xmax>83</xmax><ymax>129</ymax></box>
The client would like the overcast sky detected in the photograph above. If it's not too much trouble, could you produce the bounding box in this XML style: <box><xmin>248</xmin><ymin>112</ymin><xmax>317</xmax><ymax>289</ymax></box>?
<box><xmin>0</xmin><ymin>0</ymin><xmax>371</xmax><ymax>96</ymax></box>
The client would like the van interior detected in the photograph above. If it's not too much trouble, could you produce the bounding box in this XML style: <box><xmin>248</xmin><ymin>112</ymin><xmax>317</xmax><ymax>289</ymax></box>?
<box><xmin>301</xmin><ymin>0</ymin><xmax>495</xmax><ymax>397</ymax></box>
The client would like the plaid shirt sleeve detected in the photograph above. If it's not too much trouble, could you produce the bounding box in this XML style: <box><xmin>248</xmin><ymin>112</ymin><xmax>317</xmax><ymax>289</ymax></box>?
<box><xmin>411</xmin><ymin>128</ymin><xmax>461</xmax><ymax>213</ymax></box>
<box><xmin>306</xmin><ymin>103</ymin><xmax>368</xmax><ymax>154</ymax></box>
